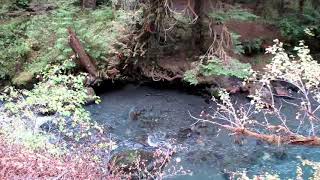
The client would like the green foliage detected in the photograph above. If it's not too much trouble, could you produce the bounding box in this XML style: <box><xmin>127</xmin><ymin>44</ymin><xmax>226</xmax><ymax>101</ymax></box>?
<box><xmin>0</xmin><ymin>19</ymin><xmax>30</xmax><ymax>80</ymax></box>
<box><xmin>24</xmin><ymin>3</ymin><xmax>130</xmax><ymax>74</ymax></box>
<box><xmin>0</xmin><ymin>123</ymin><xmax>58</xmax><ymax>152</ymax></box>
<box><xmin>242</xmin><ymin>38</ymin><xmax>263</xmax><ymax>55</ymax></box>
<box><xmin>201</xmin><ymin>57</ymin><xmax>252</xmax><ymax>79</ymax></box>
<box><xmin>279</xmin><ymin>9</ymin><xmax>320</xmax><ymax>41</ymax></box>
<box><xmin>0</xmin><ymin>3</ymin><xmax>11</xmax><ymax>18</ymax></box>
<box><xmin>12</xmin><ymin>71</ymin><xmax>34</xmax><ymax>87</ymax></box>
<box><xmin>209</xmin><ymin>7</ymin><xmax>258</xmax><ymax>23</ymax></box>
<box><xmin>0</xmin><ymin>60</ymin><xmax>101</xmax><ymax>141</ymax></box>
<box><xmin>183</xmin><ymin>70</ymin><xmax>199</xmax><ymax>85</ymax></box>
<box><xmin>279</xmin><ymin>17</ymin><xmax>305</xmax><ymax>41</ymax></box>
<box><xmin>231</xmin><ymin>33</ymin><xmax>245</xmax><ymax>55</ymax></box>
<box><xmin>231</xmin><ymin>33</ymin><xmax>262</xmax><ymax>55</ymax></box>
<box><xmin>184</xmin><ymin>57</ymin><xmax>252</xmax><ymax>85</ymax></box>
<box><xmin>0</xmin><ymin>1</ymin><xmax>133</xmax><ymax>82</ymax></box>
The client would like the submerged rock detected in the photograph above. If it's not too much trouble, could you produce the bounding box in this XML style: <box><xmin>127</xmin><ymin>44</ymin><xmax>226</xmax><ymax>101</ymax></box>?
<box><xmin>110</xmin><ymin>150</ymin><xmax>153</xmax><ymax>169</ymax></box>
<box><xmin>128</xmin><ymin>106</ymin><xmax>142</xmax><ymax>121</ymax></box>
<box><xmin>110</xmin><ymin>149</ymin><xmax>170</xmax><ymax>178</ymax></box>
<box><xmin>272</xmin><ymin>150</ymin><xmax>288</xmax><ymax>160</ymax></box>
<box><xmin>177</xmin><ymin>128</ymin><xmax>194</xmax><ymax>141</ymax></box>
<box><xmin>146</xmin><ymin>131</ymin><xmax>173</xmax><ymax>148</ymax></box>
<box><xmin>128</xmin><ymin>105</ymin><xmax>163</xmax><ymax>129</ymax></box>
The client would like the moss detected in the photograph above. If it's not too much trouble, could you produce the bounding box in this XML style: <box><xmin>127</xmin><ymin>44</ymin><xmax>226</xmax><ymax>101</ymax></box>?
<box><xmin>12</xmin><ymin>71</ymin><xmax>34</xmax><ymax>88</ymax></box>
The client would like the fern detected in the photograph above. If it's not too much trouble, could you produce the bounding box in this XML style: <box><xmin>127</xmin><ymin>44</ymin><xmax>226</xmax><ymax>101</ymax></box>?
<box><xmin>279</xmin><ymin>8</ymin><xmax>320</xmax><ymax>41</ymax></box>
<box><xmin>183</xmin><ymin>70</ymin><xmax>198</xmax><ymax>85</ymax></box>
<box><xmin>201</xmin><ymin>58</ymin><xmax>252</xmax><ymax>79</ymax></box>
<box><xmin>184</xmin><ymin>57</ymin><xmax>252</xmax><ymax>85</ymax></box>
<box><xmin>209</xmin><ymin>8</ymin><xmax>258</xmax><ymax>23</ymax></box>
<box><xmin>231</xmin><ymin>33</ymin><xmax>245</xmax><ymax>55</ymax></box>
<box><xmin>0</xmin><ymin>19</ymin><xmax>30</xmax><ymax>80</ymax></box>
<box><xmin>23</xmin><ymin>3</ymin><xmax>132</xmax><ymax>74</ymax></box>
<box><xmin>0</xmin><ymin>1</ymin><xmax>134</xmax><ymax>80</ymax></box>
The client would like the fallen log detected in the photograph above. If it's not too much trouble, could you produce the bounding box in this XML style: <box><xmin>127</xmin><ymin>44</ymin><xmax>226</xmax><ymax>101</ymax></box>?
<box><xmin>68</xmin><ymin>28</ymin><xmax>98</xmax><ymax>78</ymax></box>
<box><xmin>224</xmin><ymin>125</ymin><xmax>320</xmax><ymax>146</ymax></box>
<box><xmin>190</xmin><ymin>113</ymin><xmax>320</xmax><ymax>146</ymax></box>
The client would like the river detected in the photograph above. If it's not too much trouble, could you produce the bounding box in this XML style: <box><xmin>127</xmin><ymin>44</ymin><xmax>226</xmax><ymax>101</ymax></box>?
<box><xmin>85</xmin><ymin>84</ymin><xmax>320</xmax><ymax>179</ymax></box>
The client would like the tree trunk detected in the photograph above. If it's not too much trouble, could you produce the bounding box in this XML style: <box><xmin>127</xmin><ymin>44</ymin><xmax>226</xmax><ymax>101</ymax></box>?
<box><xmin>68</xmin><ymin>28</ymin><xmax>98</xmax><ymax>78</ymax></box>
<box><xmin>81</xmin><ymin>0</ymin><xmax>96</xmax><ymax>9</ymax></box>
<box><xmin>279</xmin><ymin>0</ymin><xmax>285</xmax><ymax>16</ymax></box>
<box><xmin>299</xmin><ymin>0</ymin><xmax>305</xmax><ymax>14</ymax></box>
<box><xmin>192</xmin><ymin>0</ymin><xmax>204</xmax><ymax>53</ymax></box>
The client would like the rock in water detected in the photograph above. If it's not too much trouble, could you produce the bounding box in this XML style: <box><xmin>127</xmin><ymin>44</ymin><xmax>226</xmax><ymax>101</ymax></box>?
<box><xmin>128</xmin><ymin>106</ymin><xmax>141</xmax><ymax>121</ymax></box>
<box><xmin>85</xmin><ymin>87</ymin><xmax>97</xmax><ymax>105</ymax></box>
<box><xmin>109</xmin><ymin>149</ymin><xmax>169</xmax><ymax>178</ymax></box>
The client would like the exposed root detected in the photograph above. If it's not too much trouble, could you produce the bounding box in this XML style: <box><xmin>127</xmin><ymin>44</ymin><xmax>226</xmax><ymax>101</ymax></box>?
<box><xmin>204</xmin><ymin>24</ymin><xmax>233</xmax><ymax>63</ymax></box>
<box><xmin>150</xmin><ymin>67</ymin><xmax>183</xmax><ymax>82</ymax></box>
<box><xmin>133</xmin><ymin>62</ymin><xmax>183</xmax><ymax>82</ymax></box>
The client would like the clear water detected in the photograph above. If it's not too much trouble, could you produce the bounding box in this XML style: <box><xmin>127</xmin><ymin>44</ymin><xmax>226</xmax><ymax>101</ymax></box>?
<box><xmin>86</xmin><ymin>84</ymin><xmax>320</xmax><ymax>179</ymax></box>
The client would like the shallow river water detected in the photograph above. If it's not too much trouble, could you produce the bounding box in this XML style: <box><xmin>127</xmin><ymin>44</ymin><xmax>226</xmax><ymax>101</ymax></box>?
<box><xmin>86</xmin><ymin>84</ymin><xmax>320</xmax><ymax>179</ymax></box>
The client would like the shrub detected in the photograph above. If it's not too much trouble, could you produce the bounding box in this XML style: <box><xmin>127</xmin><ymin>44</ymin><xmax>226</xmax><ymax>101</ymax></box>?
<box><xmin>24</xmin><ymin>3</ymin><xmax>133</xmax><ymax>75</ymax></box>
<box><xmin>183</xmin><ymin>69</ymin><xmax>199</xmax><ymax>85</ymax></box>
<box><xmin>242</xmin><ymin>38</ymin><xmax>263</xmax><ymax>55</ymax></box>
<box><xmin>0</xmin><ymin>60</ymin><xmax>101</xmax><ymax>141</ymax></box>
<box><xmin>231</xmin><ymin>32</ymin><xmax>245</xmax><ymax>55</ymax></box>
<box><xmin>0</xmin><ymin>19</ymin><xmax>30</xmax><ymax>80</ymax></box>
<box><xmin>201</xmin><ymin>57</ymin><xmax>251</xmax><ymax>79</ymax></box>
<box><xmin>184</xmin><ymin>57</ymin><xmax>252</xmax><ymax>85</ymax></box>
<box><xmin>279</xmin><ymin>9</ymin><xmax>320</xmax><ymax>42</ymax></box>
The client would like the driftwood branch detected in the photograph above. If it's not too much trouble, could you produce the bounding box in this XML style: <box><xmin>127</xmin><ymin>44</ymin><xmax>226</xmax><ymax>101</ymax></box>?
<box><xmin>68</xmin><ymin>28</ymin><xmax>98</xmax><ymax>78</ymax></box>
<box><xmin>227</xmin><ymin>126</ymin><xmax>320</xmax><ymax>146</ymax></box>
<box><xmin>189</xmin><ymin>112</ymin><xmax>320</xmax><ymax>146</ymax></box>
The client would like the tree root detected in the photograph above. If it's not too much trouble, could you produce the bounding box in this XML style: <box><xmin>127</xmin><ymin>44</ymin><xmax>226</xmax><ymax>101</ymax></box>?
<box><xmin>149</xmin><ymin>66</ymin><xmax>183</xmax><ymax>82</ymax></box>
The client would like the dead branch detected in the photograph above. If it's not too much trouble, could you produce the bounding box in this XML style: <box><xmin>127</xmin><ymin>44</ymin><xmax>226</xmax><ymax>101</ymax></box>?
<box><xmin>203</xmin><ymin>24</ymin><xmax>233</xmax><ymax>63</ymax></box>
<box><xmin>190</xmin><ymin>112</ymin><xmax>320</xmax><ymax>146</ymax></box>
<box><xmin>229</xmin><ymin>126</ymin><xmax>320</xmax><ymax>146</ymax></box>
